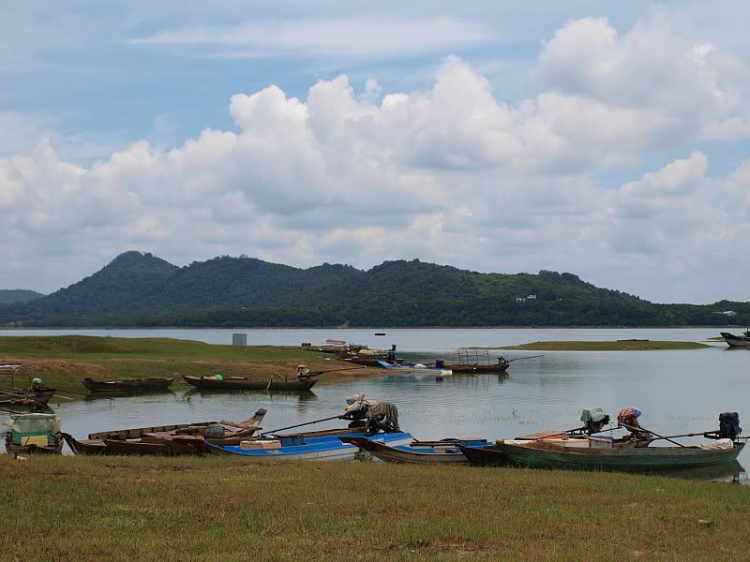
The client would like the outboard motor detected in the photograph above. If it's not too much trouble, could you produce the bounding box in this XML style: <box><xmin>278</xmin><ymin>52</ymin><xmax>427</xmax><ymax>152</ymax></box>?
<box><xmin>719</xmin><ymin>412</ymin><xmax>742</xmax><ymax>441</ymax></box>
<box><xmin>580</xmin><ymin>408</ymin><xmax>611</xmax><ymax>434</ymax></box>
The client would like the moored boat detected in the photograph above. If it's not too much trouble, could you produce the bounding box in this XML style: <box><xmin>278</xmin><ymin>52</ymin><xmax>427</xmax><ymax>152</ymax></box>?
<box><xmin>82</xmin><ymin>377</ymin><xmax>175</xmax><ymax>393</ymax></box>
<box><xmin>457</xmin><ymin>443</ymin><xmax>512</xmax><ymax>466</ymax></box>
<box><xmin>720</xmin><ymin>331</ymin><xmax>750</xmax><ymax>348</ymax></box>
<box><xmin>342</xmin><ymin>437</ymin><xmax>487</xmax><ymax>464</ymax></box>
<box><xmin>182</xmin><ymin>375</ymin><xmax>317</xmax><ymax>391</ymax></box>
<box><xmin>494</xmin><ymin>439</ymin><xmax>745</xmax><ymax>473</ymax></box>
<box><xmin>65</xmin><ymin>410</ymin><xmax>267</xmax><ymax>456</ymax></box>
<box><xmin>205</xmin><ymin>430</ymin><xmax>413</xmax><ymax>461</ymax></box>
<box><xmin>377</xmin><ymin>360</ymin><xmax>452</xmax><ymax>376</ymax></box>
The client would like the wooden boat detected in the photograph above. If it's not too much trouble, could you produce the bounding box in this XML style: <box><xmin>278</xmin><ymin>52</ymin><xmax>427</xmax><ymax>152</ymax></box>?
<box><xmin>205</xmin><ymin>431</ymin><xmax>413</xmax><ymax>461</ymax></box>
<box><xmin>66</xmin><ymin>410</ymin><xmax>267</xmax><ymax>456</ymax></box>
<box><xmin>494</xmin><ymin>439</ymin><xmax>745</xmax><ymax>473</ymax></box>
<box><xmin>4</xmin><ymin>413</ymin><xmax>63</xmax><ymax>456</ymax></box>
<box><xmin>342</xmin><ymin>437</ymin><xmax>487</xmax><ymax>464</ymax></box>
<box><xmin>182</xmin><ymin>375</ymin><xmax>318</xmax><ymax>391</ymax></box>
<box><xmin>62</xmin><ymin>433</ymin><xmax>110</xmax><ymax>455</ymax></box>
<box><xmin>720</xmin><ymin>331</ymin><xmax>750</xmax><ymax>348</ymax></box>
<box><xmin>457</xmin><ymin>443</ymin><xmax>512</xmax><ymax>466</ymax></box>
<box><xmin>0</xmin><ymin>387</ymin><xmax>56</xmax><ymax>406</ymax></box>
<box><xmin>445</xmin><ymin>363</ymin><xmax>508</xmax><ymax>374</ymax></box>
<box><xmin>82</xmin><ymin>377</ymin><xmax>174</xmax><ymax>393</ymax></box>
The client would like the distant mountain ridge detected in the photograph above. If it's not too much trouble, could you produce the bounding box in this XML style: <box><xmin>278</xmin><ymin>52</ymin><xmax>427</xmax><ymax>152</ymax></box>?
<box><xmin>0</xmin><ymin>251</ymin><xmax>746</xmax><ymax>327</ymax></box>
<box><xmin>0</xmin><ymin>289</ymin><xmax>45</xmax><ymax>305</ymax></box>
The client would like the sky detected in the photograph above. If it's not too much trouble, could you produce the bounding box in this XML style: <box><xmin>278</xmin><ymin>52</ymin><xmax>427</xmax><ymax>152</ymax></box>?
<box><xmin>1</xmin><ymin>1</ymin><xmax>750</xmax><ymax>304</ymax></box>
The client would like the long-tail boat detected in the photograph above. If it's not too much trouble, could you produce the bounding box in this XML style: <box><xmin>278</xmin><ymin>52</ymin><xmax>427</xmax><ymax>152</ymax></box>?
<box><xmin>342</xmin><ymin>437</ymin><xmax>487</xmax><ymax>464</ymax></box>
<box><xmin>82</xmin><ymin>377</ymin><xmax>174</xmax><ymax>393</ymax></box>
<box><xmin>493</xmin><ymin>438</ymin><xmax>745</xmax><ymax>472</ymax></box>
<box><xmin>205</xmin><ymin>430</ymin><xmax>413</xmax><ymax>461</ymax></box>
<box><xmin>182</xmin><ymin>375</ymin><xmax>317</xmax><ymax>391</ymax></box>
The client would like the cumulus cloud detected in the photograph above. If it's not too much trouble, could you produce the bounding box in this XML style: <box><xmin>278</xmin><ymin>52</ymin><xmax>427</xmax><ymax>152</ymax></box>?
<box><xmin>1</xmin><ymin>14</ymin><xmax>750</xmax><ymax>303</ymax></box>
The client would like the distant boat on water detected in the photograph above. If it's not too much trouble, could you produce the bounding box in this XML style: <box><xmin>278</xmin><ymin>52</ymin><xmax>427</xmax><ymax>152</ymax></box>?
<box><xmin>720</xmin><ymin>330</ymin><xmax>750</xmax><ymax>348</ymax></box>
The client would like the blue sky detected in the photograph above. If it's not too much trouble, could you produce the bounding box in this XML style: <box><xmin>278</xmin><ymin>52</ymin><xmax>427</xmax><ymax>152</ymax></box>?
<box><xmin>2</xmin><ymin>1</ymin><xmax>750</xmax><ymax>303</ymax></box>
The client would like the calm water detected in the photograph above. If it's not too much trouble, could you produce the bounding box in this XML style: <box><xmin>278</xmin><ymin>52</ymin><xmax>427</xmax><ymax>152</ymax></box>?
<box><xmin>3</xmin><ymin>328</ymin><xmax>749</xmax><ymax>481</ymax></box>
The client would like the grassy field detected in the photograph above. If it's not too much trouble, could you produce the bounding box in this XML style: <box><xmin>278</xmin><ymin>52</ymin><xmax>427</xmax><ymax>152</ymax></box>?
<box><xmin>500</xmin><ymin>340</ymin><xmax>710</xmax><ymax>351</ymax></box>
<box><xmin>0</xmin><ymin>336</ymin><xmax>380</xmax><ymax>398</ymax></box>
<box><xmin>0</xmin><ymin>455</ymin><xmax>748</xmax><ymax>561</ymax></box>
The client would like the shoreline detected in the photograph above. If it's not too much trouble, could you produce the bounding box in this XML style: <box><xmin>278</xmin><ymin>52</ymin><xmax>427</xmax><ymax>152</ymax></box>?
<box><xmin>0</xmin><ymin>324</ymin><xmax>742</xmax><ymax>331</ymax></box>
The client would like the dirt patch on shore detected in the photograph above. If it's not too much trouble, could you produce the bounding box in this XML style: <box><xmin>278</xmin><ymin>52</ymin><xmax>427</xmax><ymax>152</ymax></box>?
<box><xmin>0</xmin><ymin>356</ymin><xmax>108</xmax><ymax>378</ymax></box>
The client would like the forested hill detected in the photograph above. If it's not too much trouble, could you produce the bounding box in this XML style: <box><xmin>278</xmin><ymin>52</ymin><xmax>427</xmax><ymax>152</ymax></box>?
<box><xmin>0</xmin><ymin>289</ymin><xmax>45</xmax><ymax>305</ymax></box>
<box><xmin>0</xmin><ymin>251</ymin><xmax>747</xmax><ymax>327</ymax></box>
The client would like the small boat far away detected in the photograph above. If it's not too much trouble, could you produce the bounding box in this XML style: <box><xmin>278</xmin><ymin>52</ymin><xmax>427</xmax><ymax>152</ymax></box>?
<box><xmin>82</xmin><ymin>377</ymin><xmax>175</xmax><ymax>393</ymax></box>
<box><xmin>720</xmin><ymin>330</ymin><xmax>750</xmax><ymax>348</ymax></box>
<box><xmin>182</xmin><ymin>370</ymin><xmax>317</xmax><ymax>391</ymax></box>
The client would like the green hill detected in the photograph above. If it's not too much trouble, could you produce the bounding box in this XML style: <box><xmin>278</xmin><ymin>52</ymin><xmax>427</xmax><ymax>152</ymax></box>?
<box><xmin>0</xmin><ymin>252</ymin><xmax>746</xmax><ymax>327</ymax></box>
<box><xmin>0</xmin><ymin>289</ymin><xmax>45</xmax><ymax>305</ymax></box>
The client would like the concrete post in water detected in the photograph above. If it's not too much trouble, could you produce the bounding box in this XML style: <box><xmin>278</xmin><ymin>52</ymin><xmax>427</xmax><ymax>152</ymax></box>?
<box><xmin>232</xmin><ymin>333</ymin><xmax>248</xmax><ymax>346</ymax></box>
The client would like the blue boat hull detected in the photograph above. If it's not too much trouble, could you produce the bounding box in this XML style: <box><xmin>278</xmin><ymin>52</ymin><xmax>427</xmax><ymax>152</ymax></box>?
<box><xmin>206</xmin><ymin>431</ymin><xmax>413</xmax><ymax>460</ymax></box>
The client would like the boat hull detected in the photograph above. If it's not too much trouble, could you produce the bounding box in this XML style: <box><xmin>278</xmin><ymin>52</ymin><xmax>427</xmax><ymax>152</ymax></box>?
<box><xmin>457</xmin><ymin>444</ymin><xmax>512</xmax><ymax>466</ymax></box>
<box><xmin>182</xmin><ymin>375</ymin><xmax>317</xmax><ymax>391</ymax></box>
<box><xmin>206</xmin><ymin>431</ymin><xmax>413</xmax><ymax>461</ymax></box>
<box><xmin>496</xmin><ymin>441</ymin><xmax>745</xmax><ymax>473</ymax></box>
<box><xmin>344</xmin><ymin>438</ymin><xmax>486</xmax><ymax>464</ymax></box>
<box><xmin>82</xmin><ymin>377</ymin><xmax>174</xmax><ymax>393</ymax></box>
<box><xmin>720</xmin><ymin>333</ymin><xmax>750</xmax><ymax>348</ymax></box>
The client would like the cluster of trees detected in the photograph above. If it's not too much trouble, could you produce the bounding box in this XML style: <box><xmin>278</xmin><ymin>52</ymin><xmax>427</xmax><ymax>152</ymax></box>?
<box><xmin>0</xmin><ymin>252</ymin><xmax>747</xmax><ymax>327</ymax></box>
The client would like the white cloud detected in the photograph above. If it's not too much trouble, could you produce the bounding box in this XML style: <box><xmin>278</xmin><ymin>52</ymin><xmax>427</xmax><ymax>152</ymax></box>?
<box><xmin>131</xmin><ymin>17</ymin><xmax>497</xmax><ymax>59</ymax></box>
<box><xmin>2</xmin><ymin>14</ymin><xmax>750</xmax><ymax>304</ymax></box>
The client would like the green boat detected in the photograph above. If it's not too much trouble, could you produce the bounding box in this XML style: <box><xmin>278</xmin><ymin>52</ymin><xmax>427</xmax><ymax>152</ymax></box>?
<box><xmin>494</xmin><ymin>439</ymin><xmax>745</xmax><ymax>473</ymax></box>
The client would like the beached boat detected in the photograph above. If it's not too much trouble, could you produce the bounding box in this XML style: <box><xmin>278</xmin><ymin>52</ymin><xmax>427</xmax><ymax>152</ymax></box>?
<box><xmin>457</xmin><ymin>443</ymin><xmax>512</xmax><ymax>466</ymax></box>
<box><xmin>4</xmin><ymin>413</ymin><xmax>63</xmax><ymax>455</ymax></box>
<box><xmin>61</xmin><ymin>433</ymin><xmax>109</xmax><ymax>455</ymax></box>
<box><xmin>65</xmin><ymin>410</ymin><xmax>267</xmax><ymax>456</ymax></box>
<box><xmin>720</xmin><ymin>331</ymin><xmax>750</xmax><ymax>348</ymax></box>
<box><xmin>493</xmin><ymin>439</ymin><xmax>745</xmax><ymax>473</ymax></box>
<box><xmin>182</xmin><ymin>375</ymin><xmax>318</xmax><ymax>391</ymax></box>
<box><xmin>82</xmin><ymin>377</ymin><xmax>175</xmax><ymax>393</ymax></box>
<box><xmin>205</xmin><ymin>430</ymin><xmax>413</xmax><ymax>461</ymax></box>
<box><xmin>342</xmin><ymin>437</ymin><xmax>487</xmax><ymax>464</ymax></box>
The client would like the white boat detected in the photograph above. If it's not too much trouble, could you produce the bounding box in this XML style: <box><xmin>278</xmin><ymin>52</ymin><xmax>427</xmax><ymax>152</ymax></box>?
<box><xmin>720</xmin><ymin>331</ymin><xmax>750</xmax><ymax>348</ymax></box>
<box><xmin>377</xmin><ymin>360</ymin><xmax>452</xmax><ymax>376</ymax></box>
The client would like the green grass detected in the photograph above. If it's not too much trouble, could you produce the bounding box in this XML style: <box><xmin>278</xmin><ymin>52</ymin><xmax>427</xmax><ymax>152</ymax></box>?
<box><xmin>500</xmin><ymin>340</ymin><xmax>710</xmax><ymax>351</ymax></box>
<box><xmin>0</xmin><ymin>336</ymin><xmax>375</xmax><ymax>398</ymax></box>
<box><xmin>1</xmin><ymin>455</ymin><xmax>748</xmax><ymax>560</ymax></box>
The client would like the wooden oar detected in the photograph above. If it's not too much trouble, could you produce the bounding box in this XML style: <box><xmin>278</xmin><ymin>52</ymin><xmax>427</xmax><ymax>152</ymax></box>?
<box><xmin>53</xmin><ymin>388</ymin><xmax>114</xmax><ymax>401</ymax></box>
<box><xmin>643</xmin><ymin>431</ymin><xmax>714</xmax><ymax>444</ymax></box>
<box><xmin>622</xmin><ymin>423</ymin><xmax>685</xmax><ymax>447</ymax></box>
<box><xmin>507</xmin><ymin>354</ymin><xmax>544</xmax><ymax>363</ymax></box>
<box><xmin>260</xmin><ymin>414</ymin><xmax>344</xmax><ymax>437</ymax></box>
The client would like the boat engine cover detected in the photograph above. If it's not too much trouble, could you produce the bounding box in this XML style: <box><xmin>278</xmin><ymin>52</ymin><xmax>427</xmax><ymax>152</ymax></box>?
<box><xmin>719</xmin><ymin>412</ymin><xmax>741</xmax><ymax>441</ymax></box>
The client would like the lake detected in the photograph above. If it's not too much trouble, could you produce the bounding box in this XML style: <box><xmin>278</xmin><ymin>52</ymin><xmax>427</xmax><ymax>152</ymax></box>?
<box><xmin>3</xmin><ymin>328</ymin><xmax>748</xmax><ymax>481</ymax></box>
